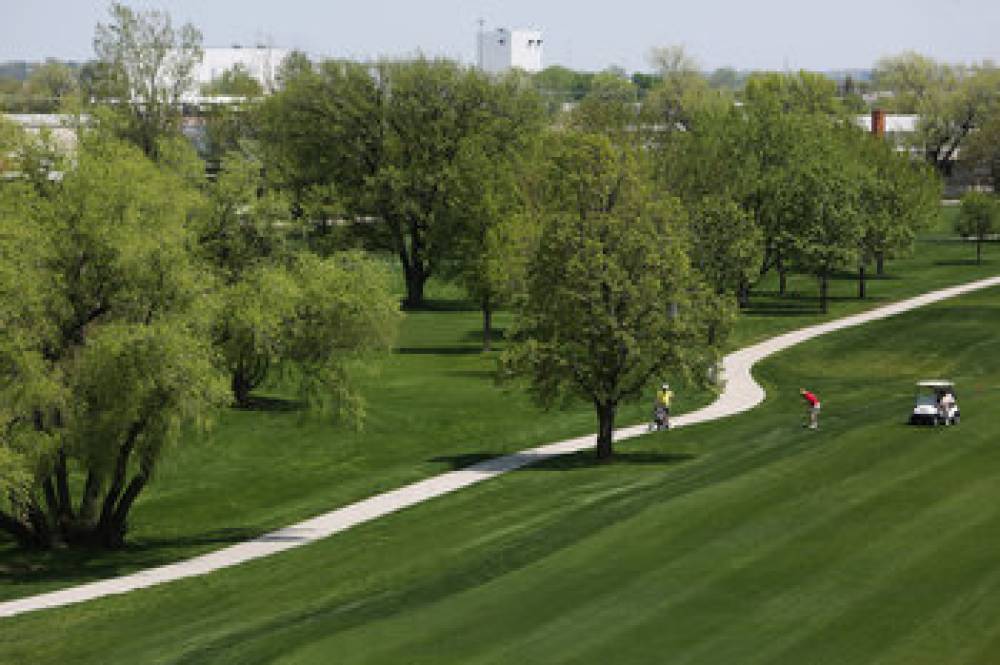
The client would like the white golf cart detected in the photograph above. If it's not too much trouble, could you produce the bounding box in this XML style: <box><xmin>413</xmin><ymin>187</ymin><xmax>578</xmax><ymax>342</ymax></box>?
<box><xmin>909</xmin><ymin>380</ymin><xmax>960</xmax><ymax>426</ymax></box>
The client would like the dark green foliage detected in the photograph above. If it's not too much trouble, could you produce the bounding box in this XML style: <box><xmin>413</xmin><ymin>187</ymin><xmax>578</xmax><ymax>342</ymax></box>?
<box><xmin>0</xmin><ymin>129</ymin><xmax>227</xmax><ymax>550</ymax></box>
<box><xmin>956</xmin><ymin>191</ymin><xmax>998</xmax><ymax>264</ymax></box>
<box><xmin>504</xmin><ymin>133</ymin><xmax>728</xmax><ymax>458</ymax></box>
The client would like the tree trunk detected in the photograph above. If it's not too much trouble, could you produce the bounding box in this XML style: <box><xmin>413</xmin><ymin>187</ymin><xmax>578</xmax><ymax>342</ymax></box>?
<box><xmin>737</xmin><ymin>281</ymin><xmax>751</xmax><ymax>308</ymax></box>
<box><xmin>0</xmin><ymin>509</ymin><xmax>45</xmax><ymax>549</ymax></box>
<box><xmin>595</xmin><ymin>401</ymin><xmax>616</xmax><ymax>461</ymax></box>
<box><xmin>820</xmin><ymin>272</ymin><xmax>829</xmax><ymax>314</ymax></box>
<box><xmin>858</xmin><ymin>264</ymin><xmax>866</xmax><ymax>299</ymax></box>
<box><xmin>54</xmin><ymin>450</ymin><xmax>73</xmax><ymax>526</ymax></box>
<box><xmin>403</xmin><ymin>262</ymin><xmax>427</xmax><ymax>309</ymax></box>
<box><xmin>977</xmin><ymin>238</ymin><xmax>982</xmax><ymax>265</ymax></box>
<box><xmin>481</xmin><ymin>297</ymin><xmax>493</xmax><ymax>352</ymax></box>
<box><xmin>79</xmin><ymin>471</ymin><xmax>102</xmax><ymax>522</ymax></box>
<box><xmin>98</xmin><ymin>421</ymin><xmax>143</xmax><ymax>531</ymax></box>
<box><xmin>777</xmin><ymin>252</ymin><xmax>787</xmax><ymax>295</ymax></box>
<box><xmin>99</xmin><ymin>472</ymin><xmax>150</xmax><ymax>548</ymax></box>
<box><xmin>876</xmin><ymin>252</ymin><xmax>885</xmax><ymax>276</ymax></box>
<box><xmin>232</xmin><ymin>368</ymin><xmax>252</xmax><ymax>408</ymax></box>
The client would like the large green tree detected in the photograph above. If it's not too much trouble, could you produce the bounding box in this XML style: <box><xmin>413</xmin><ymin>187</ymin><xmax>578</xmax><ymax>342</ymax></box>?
<box><xmin>367</xmin><ymin>59</ymin><xmax>517</xmax><ymax>307</ymax></box>
<box><xmin>91</xmin><ymin>2</ymin><xmax>203</xmax><ymax>159</ymax></box>
<box><xmin>259</xmin><ymin>57</ymin><xmax>533</xmax><ymax>308</ymax></box>
<box><xmin>199</xmin><ymin>153</ymin><xmax>401</xmax><ymax>408</ymax></box>
<box><xmin>741</xmin><ymin>73</ymin><xmax>850</xmax><ymax>296</ymax></box>
<box><xmin>0</xmin><ymin>128</ymin><xmax>227</xmax><ymax>549</ymax></box>
<box><xmin>855</xmin><ymin>130</ymin><xmax>941</xmax><ymax>296</ymax></box>
<box><xmin>641</xmin><ymin>45</ymin><xmax>715</xmax><ymax>136</ymax></box>
<box><xmin>956</xmin><ymin>191</ymin><xmax>998</xmax><ymax>265</ymax></box>
<box><xmin>570</xmin><ymin>71</ymin><xmax>640</xmax><ymax>146</ymax></box>
<box><xmin>442</xmin><ymin>75</ymin><xmax>545</xmax><ymax>350</ymax></box>
<box><xmin>503</xmin><ymin>133</ymin><xmax>726</xmax><ymax>459</ymax></box>
<box><xmin>781</xmin><ymin>122</ymin><xmax>866</xmax><ymax>313</ymax></box>
<box><xmin>688</xmin><ymin>196</ymin><xmax>763</xmax><ymax>303</ymax></box>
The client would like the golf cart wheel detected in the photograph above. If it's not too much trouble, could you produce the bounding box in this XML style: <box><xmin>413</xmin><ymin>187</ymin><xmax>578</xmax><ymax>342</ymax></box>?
<box><xmin>953</xmin><ymin>416</ymin><xmax>960</xmax><ymax>425</ymax></box>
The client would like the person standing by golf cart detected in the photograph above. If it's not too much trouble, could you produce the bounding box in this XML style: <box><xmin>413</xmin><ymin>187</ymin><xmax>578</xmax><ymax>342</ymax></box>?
<box><xmin>800</xmin><ymin>388</ymin><xmax>821</xmax><ymax>429</ymax></box>
<box><xmin>938</xmin><ymin>389</ymin><xmax>956</xmax><ymax>425</ymax></box>
<box><xmin>652</xmin><ymin>383</ymin><xmax>674</xmax><ymax>430</ymax></box>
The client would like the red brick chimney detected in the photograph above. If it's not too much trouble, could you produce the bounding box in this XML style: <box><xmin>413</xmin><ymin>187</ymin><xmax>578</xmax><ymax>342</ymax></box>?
<box><xmin>871</xmin><ymin>108</ymin><xmax>886</xmax><ymax>137</ymax></box>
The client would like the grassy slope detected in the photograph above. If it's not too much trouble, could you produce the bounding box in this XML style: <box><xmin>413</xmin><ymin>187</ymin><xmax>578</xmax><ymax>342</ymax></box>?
<box><xmin>0</xmin><ymin>220</ymin><xmax>994</xmax><ymax>602</ymax></box>
<box><xmin>1</xmin><ymin>284</ymin><xmax>998</xmax><ymax>663</ymax></box>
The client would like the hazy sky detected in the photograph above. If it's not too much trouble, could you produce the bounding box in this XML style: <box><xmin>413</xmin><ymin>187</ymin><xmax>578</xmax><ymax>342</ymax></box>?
<box><xmin>2</xmin><ymin>0</ymin><xmax>1000</xmax><ymax>72</ymax></box>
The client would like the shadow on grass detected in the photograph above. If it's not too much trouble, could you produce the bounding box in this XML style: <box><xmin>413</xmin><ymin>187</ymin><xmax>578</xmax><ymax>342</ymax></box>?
<box><xmin>461</xmin><ymin>328</ymin><xmax>507</xmax><ymax>344</ymax></box>
<box><xmin>402</xmin><ymin>299</ymin><xmax>479</xmax><ymax>312</ymax></box>
<box><xmin>744</xmin><ymin>307</ymin><xmax>821</xmax><ymax>317</ymax></box>
<box><xmin>395</xmin><ymin>346</ymin><xmax>484</xmax><ymax>356</ymax></box>
<box><xmin>0</xmin><ymin>527</ymin><xmax>262</xmax><ymax>589</ymax></box>
<box><xmin>430</xmin><ymin>452</ymin><xmax>501</xmax><ymax>469</ymax></box>
<box><xmin>529</xmin><ymin>450</ymin><xmax>696</xmax><ymax>471</ymax></box>
<box><xmin>237</xmin><ymin>396</ymin><xmax>306</xmax><ymax>412</ymax></box>
<box><xmin>430</xmin><ymin>450</ymin><xmax>695</xmax><ymax>473</ymax></box>
<box><xmin>934</xmin><ymin>259</ymin><xmax>986</xmax><ymax>266</ymax></box>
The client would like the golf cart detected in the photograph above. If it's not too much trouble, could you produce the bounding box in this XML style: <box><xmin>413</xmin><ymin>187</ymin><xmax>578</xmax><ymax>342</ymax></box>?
<box><xmin>909</xmin><ymin>380</ymin><xmax>960</xmax><ymax>426</ymax></box>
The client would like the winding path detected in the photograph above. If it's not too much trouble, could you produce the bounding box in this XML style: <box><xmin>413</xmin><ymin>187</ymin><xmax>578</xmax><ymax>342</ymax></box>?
<box><xmin>3</xmin><ymin>275</ymin><xmax>999</xmax><ymax>619</ymax></box>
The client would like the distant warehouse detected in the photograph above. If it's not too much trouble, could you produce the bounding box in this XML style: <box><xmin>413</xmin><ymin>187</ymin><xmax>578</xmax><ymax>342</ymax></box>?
<box><xmin>476</xmin><ymin>26</ymin><xmax>543</xmax><ymax>74</ymax></box>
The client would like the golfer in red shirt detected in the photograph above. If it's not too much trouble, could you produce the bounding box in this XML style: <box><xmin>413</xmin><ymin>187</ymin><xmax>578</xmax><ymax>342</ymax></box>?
<box><xmin>800</xmin><ymin>388</ymin><xmax>820</xmax><ymax>429</ymax></box>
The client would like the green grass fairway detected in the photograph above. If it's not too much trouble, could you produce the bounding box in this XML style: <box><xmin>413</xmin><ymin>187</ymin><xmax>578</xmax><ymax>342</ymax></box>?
<box><xmin>0</xmin><ymin>222</ymin><xmax>996</xmax><ymax>601</ymax></box>
<box><xmin>1</xmin><ymin>285</ymin><xmax>998</xmax><ymax>663</ymax></box>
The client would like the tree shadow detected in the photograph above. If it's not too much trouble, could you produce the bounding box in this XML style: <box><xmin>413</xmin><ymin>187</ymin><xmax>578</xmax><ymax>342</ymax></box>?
<box><xmin>446</xmin><ymin>370</ymin><xmax>499</xmax><ymax>380</ymax></box>
<box><xmin>429</xmin><ymin>450</ymin><xmax>696</xmax><ymax>473</ymax></box>
<box><xmin>934</xmin><ymin>259</ymin><xmax>986</xmax><ymax>266</ymax></box>
<box><xmin>430</xmin><ymin>452</ymin><xmax>503</xmax><ymax>469</ymax></box>
<box><xmin>124</xmin><ymin>527</ymin><xmax>264</xmax><ymax>552</ymax></box>
<box><xmin>395</xmin><ymin>346</ymin><xmax>484</xmax><ymax>356</ymax></box>
<box><xmin>0</xmin><ymin>527</ymin><xmax>262</xmax><ymax>588</ymax></box>
<box><xmin>236</xmin><ymin>396</ymin><xmax>306</xmax><ymax>412</ymax></box>
<box><xmin>461</xmin><ymin>328</ymin><xmax>507</xmax><ymax>344</ymax></box>
<box><xmin>527</xmin><ymin>450</ymin><xmax>696</xmax><ymax>471</ymax></box>
<box><xmin>744</xmin><ymin>307</ymin><xmax>821</xmax><ymax>317</ymax></box>
<box><xmin>402</xmin><ymin>299</ymin><xmax>479</xmax><ymax>312</ymax></box>
<box><xmin>743</xmin><ymin>297</ymin><xmax>820</xmax><ymax>316</ymax></box>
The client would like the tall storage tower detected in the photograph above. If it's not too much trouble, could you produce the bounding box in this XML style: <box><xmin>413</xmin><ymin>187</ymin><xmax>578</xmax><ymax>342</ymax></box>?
<box><xmin>477</xmin><ymin>25</ymin><xmax>543</xmax><ymax>74</ymax></box>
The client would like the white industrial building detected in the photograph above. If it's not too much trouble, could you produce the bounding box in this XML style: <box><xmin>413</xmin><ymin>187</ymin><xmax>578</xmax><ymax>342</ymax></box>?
<box><xmin>192</xmin><ymin>46</ymin><xmax>290</xmax><ymax>94</ymax></box>
<box><xmin>476</xmin><ymin>27</ymin><xmax>543</xmax><ymax>74</ymax></box>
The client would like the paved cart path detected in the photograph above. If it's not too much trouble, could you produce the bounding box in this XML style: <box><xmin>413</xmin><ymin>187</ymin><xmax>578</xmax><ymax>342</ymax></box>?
<box><xmin>3</xmin><ymin>275</ymin><xmax>999</xmax><ymax>619</ymax></box>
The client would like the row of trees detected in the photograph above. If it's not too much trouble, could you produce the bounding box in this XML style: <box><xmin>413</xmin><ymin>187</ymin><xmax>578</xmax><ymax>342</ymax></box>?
<box><xmin>250</xmin><ymin>53</ymin><xmax>942</xmax><ymax>459</ymax></box>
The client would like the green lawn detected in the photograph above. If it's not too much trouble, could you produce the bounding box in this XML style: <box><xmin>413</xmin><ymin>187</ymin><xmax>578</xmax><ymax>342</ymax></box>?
<box><xmin>1</xmin><ymin>281</ymin><xmax>998</xmax><ymax>664</ymax></box>
<box><xmin>0</xmin><ymin>220</ymin><xmax>997</xmax><ymax>602</ymax></box>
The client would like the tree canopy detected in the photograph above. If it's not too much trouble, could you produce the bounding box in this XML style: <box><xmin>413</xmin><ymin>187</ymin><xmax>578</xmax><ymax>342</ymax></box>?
<box><xmin>956</xmin><ymin>192</ymin><xmax>998</xmax><ymax>265</ymax></box>
<box><xmin>91</xmin><ymin>2</ymin><xmax>203</xmax><ymax>158</ymax></box>
<box><xmin>503</xmin><ymin>133</ymin><xmax>727</xmax><ymax>459</ymax></box>
<box><xmin>0</xmin><ymin>128</ymin><xmax>226</xmax><ymax>549</ymax></box>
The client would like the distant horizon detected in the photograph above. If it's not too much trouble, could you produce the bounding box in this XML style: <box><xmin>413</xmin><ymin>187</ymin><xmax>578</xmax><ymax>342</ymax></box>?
<box><xmin>3</xmin><ymin>1</ymin><xmax>1000</xmax><ymax>74</ymax></box>
<box><xmin>0</xmin><ymin>53</ymin><xmax>883</xmax><ymax>79</ymax></box>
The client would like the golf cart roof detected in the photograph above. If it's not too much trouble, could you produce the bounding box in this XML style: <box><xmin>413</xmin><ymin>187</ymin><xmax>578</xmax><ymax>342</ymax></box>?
<box><xmin>917</xmin><ymin>380</ymin><xmax>954</xmax><ymax>388</ymax></box>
